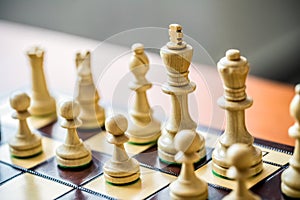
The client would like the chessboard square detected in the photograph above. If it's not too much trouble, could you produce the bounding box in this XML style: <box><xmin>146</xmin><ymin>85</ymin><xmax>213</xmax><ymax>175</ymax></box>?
<box><xmin>85</xmin><ymin>132</ymin><xmax>155</xmax><ymax>156</ymax></box>
<box><xmin>33</xmin><ymin>151</ymin><xmax>110</xmax><ymax>186</ymax></box>
<box><xmin>0</xmin><ymin>137</ymin><xmax>61</xmax><ymax>169</ymax></box>
<box><xmin>38</xmin><ymin>120</ymin><xmax>101</xmax><ymax>142</ymax></box>
<box><xmin>195</xmin><ymin>161</ymin><xmax>280</xmax><ymax>190</ymax></box>
<box><xmin>0</xmin><ymin>162</ymin><xmax>23</xmax><ymax>184</ymax></box>
<box><xmin>84</xmin><ymin>166</ymin><xmax>176</xmax><ymax>200</ymax></box>
<box><xmin>256</xmin><ymin>145</ymin><xmax>292</xmax><ymax>166</ymax></box>
<box><xmin>0</xmin><ymin>173</ymin><xmax>72</xmax><ymax>200</ymax></box>
<box><xmin>58</xmin><ymin>189</ymin><xmax>107</xmax><ymax>200</ymax></box>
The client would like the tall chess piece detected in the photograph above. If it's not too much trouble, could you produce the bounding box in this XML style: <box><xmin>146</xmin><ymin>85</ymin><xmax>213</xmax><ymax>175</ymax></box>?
<box><xmin>126</xmin><ymin>43</ymin><xmax>161</xmax><ymax>144</ymax></box>
<box><xmin>158</xmin><ymin>24</ymin><xmax>206</xmax><ymax>164</ymax></box>
<box><xmin>281</xmin><ymin>84</ymin><xmax>300</xmax><ymax>198</ymax></box>
<box><xmin>27</xmin><ymin>47</ymin><xmax>57</xmax><ymax>122</ymax></box>
<box><xmin>8</xmin><ymin>92</ymin><xmax>43</xmax><ymax>158</ymax></box>
<box><xmin>56</xmin><ymin>101</ymin><xmax>92</xmax><ymax>168</ymax></box>
<box><xmin>104</xmin><ymin>114</ymin><xmax>140</xmax><ymax>185</ymax></box>
<box><xmin>223</xmin><ymin>143</ymin><xmax>261</xmax><ymax>200</ymax></box>
<box><xmin>212</xmin><ymin>49</ymin><xmax>263</xmax><ymax>178</ymax></box>
<box><xmin>74</xmin><ymin>51</ymin><xmax>105</xmax><ymax>130</ymax></box>
<box><xmin>170</xmin><ymin>129</ymin><xmax>208</xmax><ymax>200</ymax></box>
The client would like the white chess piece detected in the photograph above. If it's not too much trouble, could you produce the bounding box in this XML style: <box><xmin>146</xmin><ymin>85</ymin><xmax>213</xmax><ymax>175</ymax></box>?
<box><xmin>103</xmin><ymin>114</ymin><xmax>140</xmax><ymax>185</ymax></box>
<box><xmin>170</xmin><ymin>129</ymin><xmax>208</xmax><ymax>200</ymax></box>
<box><xmin>56</xmin><ymin>101</ymin><xmax>92</xmax><ymax>168</ymax></box>
<box><xmin>8</xmin><ymin>92</ymin><xmax>43</xmax><ymax>158</ymax></box>
<box><xmin>127</xmin><ymin>43</ymin><xmax>161</xmax><ymax>144</ymax></box>
<box><xmin>281</xmin><ymin>84</ymin><xmax>300</xmax><ymax>198</ymax></box>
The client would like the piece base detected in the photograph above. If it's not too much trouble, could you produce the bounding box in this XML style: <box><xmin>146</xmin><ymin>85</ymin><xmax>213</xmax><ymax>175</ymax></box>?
<box><xmin>170</xmin><ymin>190</ymin><xmax>208</xmax><ymax>200</ymax></box>
<box><xmin>158</xmin><ymin>147</ymin><xmax>206</xmax><ymax>165</ymax></box>
<box><xmin>281</xmin><ymin>182</ymin><xmax>300</xmax><ymax>199</ymax></box>
<box><xmin>58</xmin><ymin>160</ymin><xmax>93</xmax><ymax>170</ymax></box>
<box><xmin>56</xmin><ymin>153</ymin><xmax>92</xmax><ymax>168</ymax></box>
<box><xmin>212</xmin><ymin>161</ymin><xmax>263</xmax><ymax>179</ymax></box>
<box><xmin>9</xmin><ymin>144</ymin><xmax>43</xmax><ymax>158</ymax></box>
<box><xmin>104</xmin><ymin>172</ymin><xmax>140</xmax><ymax>185</ymax></box>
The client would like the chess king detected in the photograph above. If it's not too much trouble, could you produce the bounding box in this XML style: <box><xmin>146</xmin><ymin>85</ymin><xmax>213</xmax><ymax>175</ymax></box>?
<box><xmin>158</xmin><ymin>24</ymin><xmax>206</xmax><ymax>164</ymax></box>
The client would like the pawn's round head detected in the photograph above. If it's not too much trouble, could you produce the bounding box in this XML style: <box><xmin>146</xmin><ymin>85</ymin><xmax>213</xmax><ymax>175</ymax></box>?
<box><xmin>105</xmin><ymin>114</ymin><xmax>128</xmax><ymax>136</ymax></box>
<box><xmin>59</xmin><ymin>101</ymin><xmax>80</xmax><ymax>120</ymax></box>
<box><xmin>227</xmin><ymin>143</ymin><xmax>253</xmax><ymax>170</ymax></box>
<box><xmin>174</xmin><ymin>130</ymin><xmax>200</xmax><ymax>154</ymax></box>
<box><xmin>226</xmin><ymin>49</ymin><xmax>240</xmax><ymax>61</ymax></box>
<box><xmin>10</xmin><ymin>92</ymin><xmax>30</xmax><ymax>112</ymax></box>
<box><xmin>132</xmin><ymin>43</ymin><xmax>144</xmax><ymax>54</ymax></box>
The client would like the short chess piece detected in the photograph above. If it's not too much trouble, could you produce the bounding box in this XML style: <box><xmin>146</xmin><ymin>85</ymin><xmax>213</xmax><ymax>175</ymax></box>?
<box><xmin>27</xmin><ymin>46</ymin><xmax>57</xmax><ymax>122</ymax></box>
<box><xmin>126</xmin><ymin>43</ymin><xmax>161</xmax><ymax>144</ymax></box>
<box><xmin>74</xmin><ymin>51</ymin><xmax>105</xmax><ymax>130</ymax></box>
<box><xmin>223</xmin><ymin>143</ymin><xmax>261</xmax><ymax>200</ymax></box>
<box><xmin>212</xmin><ymin>49</ymin><xmax>263</xmax><ymax>178</ymax></box>
<box><xmin>56</xmin><ymin>100</ymin><xmax>92</xmax><ymax>168</ymax></box>
<box><xmin>170</xmin><ymin>129</ymin><xmax>208</xmax><ymax>200</ymax></box>
<box><xmin>8</xmin><ymin>92</ymin><xmax>43</xmax><ymax>158</ymax></box>
<box><xmin>281</xmin><ymin>84</ymin><xmax>300</xmax><ymax>198</ymax></box>
<box><xmin>103</xmin><ymin>114</ymin><xmax>140</xmax><ymax>185</ymax></box>
<box><xmin>158</xmin><ymin>24</ymin><xmax>206</xmax><ymax>164</ymax></box>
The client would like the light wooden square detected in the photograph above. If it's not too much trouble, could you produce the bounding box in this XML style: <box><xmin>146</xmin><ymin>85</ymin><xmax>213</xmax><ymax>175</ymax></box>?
<box><xmin>84</xmin><ymin>166</ymin><xmax>176</xmax><ymax>199</ymax></box>
<box><xmin>0</xmin><ymin>137</ymin><xmax>61</xmax><ymax>168</ymax></box>
<box><xmin>85</xmin><ymin>132</ymin><xmax>155</xmax><ymax>156</ymax></box>
<box><xmin>195</xmin><ymin>161</ymin><xmax>279</xmax><ymax>190</ymax></box>
<box><xmin>0</xmin><ymin>173</ymin><xmax>72</xmax><ymax>200</ymax></box>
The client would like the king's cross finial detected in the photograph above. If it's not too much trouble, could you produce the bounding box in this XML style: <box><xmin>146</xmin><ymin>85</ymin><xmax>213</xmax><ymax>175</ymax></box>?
<box><xmin>167</xmin><ymin>24</ymin><xmax>187</xmax><ymax>50</ymax></box>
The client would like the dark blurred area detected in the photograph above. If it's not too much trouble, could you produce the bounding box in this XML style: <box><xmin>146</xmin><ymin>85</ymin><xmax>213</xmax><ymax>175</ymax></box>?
<box><xmin>0</xmin><ymin>0</ymin><xmax>299</xmax><ymax>84</ymax></box>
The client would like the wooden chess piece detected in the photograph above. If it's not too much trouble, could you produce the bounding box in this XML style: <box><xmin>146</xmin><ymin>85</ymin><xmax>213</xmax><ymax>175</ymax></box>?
<box><xmin>74</xmin><ymin>51</ymin><xmax>105</xmax><ymax>130</ymax></box>
<box><xmin>8</xmin><ymin>92</ymin><xmax>43</xmax><ymax>158</ymax></box>
<box><xmin>56</xmin><ymin>100</ymin><xmax>92</xmax><ymax>168</ymax></box>
<box><xmin>212</xmin><ymin>49</ymin><xmax>263</xmax><ymax>178</ymax></box>
<box><xmin>170</xmin><ymin>129</ymin><xmax>208</xmax><ymax>200</ymax></box>
<box><xmin>158</xmin><ymin>24</ymin><xmax>206</xmax><ymax>164</ymax></box>
<box><xmin>27</xmin><ymin>46</ymin><xmax>57</xmax><ymax>122</ymax></box>
<box><xmin>126</xmin><ymin>43</ymin><xmax>161</xmax><ymax>144</ymax></box>
<box><xmin>223</xmin><ymin>143</ymin><xmax>261</xmax><ymax>200</ymax></box>
<box><xmin>281</xmin><ymin>84</ymin><xmax>300</xmax><ymax>198</ymax></box>
<box><xmin>103</xmin><ymin>114</ymin><xmax>140</xmax><ymax>185</ymax></box>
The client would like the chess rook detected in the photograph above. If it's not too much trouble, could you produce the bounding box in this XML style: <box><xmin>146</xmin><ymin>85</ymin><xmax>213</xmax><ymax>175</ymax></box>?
<box><xmin>126</xmin><ymin>43</ymin><xmax>161</xmax><ymax>144</ymax></box>
<box><xmin>27</xmin><ymin>47</ymin><xmax>57</xmax><ymax>121</ymax></box>
<box><xmin>56</xmin><ymin>101</ymin><xmax>92</xmax><ymax>168</ymax></box>
<box><xmin>223</xmin><ymin>143</ymin><xmax>261</xmax><ymax>200</ymax></box>
<box><xmin>281</xmin><ymin>84</ymin><xmax>300</xmax><ymax>198</ymax></box>
<box><xmin>212</xmin><ymin>49</ymin><xmax>263</xmax><ymax>178</ymax></box>
<box><xmin>158</xmin><ymin>24</ymin><xmax>206</xmax><ymax>164</ymax></box>
<box><xmin>8</xmin><ymin>92</ymin><xmax>43</xmax><ymax>158</ymax></box>
<box><xmin>74</xmin><ymin>51</ymin><xmax>105</xmax><ymax>130</ymax></box>
<box><xmin>103</xmin><ymin>114</ymin><xmax>140</xmax><ymax>185</ymax></box>
<box><xmin>170</xmin><ymin>130</ymin><xmax>208</xmax><ymax>200</ymax></box>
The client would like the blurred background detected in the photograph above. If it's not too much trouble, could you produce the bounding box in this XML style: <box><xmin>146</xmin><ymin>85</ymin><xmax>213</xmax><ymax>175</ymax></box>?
<box><xmin>0</xmin><ymin>0</ymin><xmax>299</xmax><ymax>84</ymax></box>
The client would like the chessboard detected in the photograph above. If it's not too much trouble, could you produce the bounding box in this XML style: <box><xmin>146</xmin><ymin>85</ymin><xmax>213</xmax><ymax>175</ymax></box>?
<box><xmin>0</xmin><ymin>104</ymin><xmax>294</xmax><ymax>200</ymax></box>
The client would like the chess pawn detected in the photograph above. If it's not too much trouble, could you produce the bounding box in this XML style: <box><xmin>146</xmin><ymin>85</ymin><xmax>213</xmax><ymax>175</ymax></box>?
<box><xmin>170</xmin><ymin>129</ymin><xmax>208</xmax><ymax>200</ymax></box>
<box><xmin>223</xmin><ymin>143</ymin><xmax>261</xmax><ymax>200</ymax></box>
<box><xmin>158</xmin><ymin>24</ymin><xmax>206</xmax><ymax>164</ymax></box>
<box><xmin>126</xmin><ymin>43</ymin><xmax>161</xmax><ymax>144</ymax></box>
<box><xmin>103</xmin><ymin>114</ymin><xmax>140</xmax><ymax>185</ymax></box>
<box><xmin>27</xmin><ymin>46</ymin><xmax>57</xmax><ymax>120</ymax></box>
<box><xmin>56</xmin><ymin>101</ymin><xmax>92</xmax><ymax>168</ymax></box>
<box><xmin>281</xmin><ymin>84</ymin><xmax>300</xmax><ymax>198</ymax></box>
<box><xmin>212</xmin><ymin>49</ymin><xmax>263</xmax><ymax>178</ymax></box>
<box><xmin>74</xmin><ymin>51</ymin><xmax>105</xmax><ymax>130</ymax></box>
<box><xmin>8</xmin><ymin>92</ymin><xmax>43</xmax><ymax>158</ymax></box>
